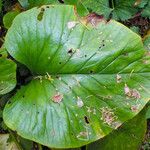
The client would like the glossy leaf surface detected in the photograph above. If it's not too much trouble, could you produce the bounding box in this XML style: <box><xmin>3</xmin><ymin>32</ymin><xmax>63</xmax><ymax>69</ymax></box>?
<box><xmin>3</xmin><ymin>5</ymin><xmax>150</xmax><ymax>148</ymax></box>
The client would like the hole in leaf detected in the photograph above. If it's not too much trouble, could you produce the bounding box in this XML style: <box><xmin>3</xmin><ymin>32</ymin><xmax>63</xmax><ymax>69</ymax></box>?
<box><xmin>84</xmin><ymin>116</ymin><xmax>90</xmax><ymax>124</ymax></box>
<box><xmin>0</xmin><ymin>54</ymin><xmax>2</xmax><ymax>57</ymax></box>
<box><xmin>58</xmin><ymin>0</ymin><xmax>64</xmax><ymax>3</ymax></box>
<box><xmin>41</xmin><ymin>8</ymin><xmax>45</xmax><ymax>12</ymax></box>
<box><xmin>37</xmin><ymin>8</ymin><xmax>45</xmax><ymax>21</ymax></box>
<box><xmin>68</xmin><ymin>49</ymin><xmax>73</xmax><ymax>54</ymax></box>
<box><xmin>90</xmin><ymin>70</ymin><xmax>94</xmax><ymax>74</ymax></box>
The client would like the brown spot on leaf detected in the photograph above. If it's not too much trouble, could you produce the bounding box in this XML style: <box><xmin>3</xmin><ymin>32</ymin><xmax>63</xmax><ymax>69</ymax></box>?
<box><xmin>52</xmin><ymin>93</ymin><xmax>63</xmax><ymax>103</ymax></box>
<box><xmin>131</xmin><ymin>89</ymin><xmax>141</xmax><ymax>99</ymax></box>
<box><xmin>116</xmin><ymin>74</ymin><xmax>122</xmax><ymax>83</ymax></box>
<box><xmin>101</xmin><ymin>107</ymin><xmax>118</xmax><ymax>126</ymax></box>
<box><xmin>131</xmin><ymin>105</ymin><xmax>140</xmax><ymax>112</ymax></box>
<box><xmin>83</xmin><ymin>13</ymin><xmax>104</xmax><ymax>27</ymax></box>
<box><xmin>143</xmin><ymin>60</ymin><xmax>148</xmax><ymax>64</ymax></box>
<box><xmin>124</xmin><ymin>84</ymin><xmax>141</xmax><ymax>99</ymax></box>
<box><xmin>77</xmin><ymin>131</ymin><xmax>88</xmax><ymax>138</ymax></box>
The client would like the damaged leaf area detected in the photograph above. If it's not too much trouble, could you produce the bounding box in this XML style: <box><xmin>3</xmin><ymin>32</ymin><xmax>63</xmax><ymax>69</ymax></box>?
<box><xmin>52</xmin><ymin>92</ymin><xmax>63</xmax><ymax>103</ymax></box>
<box><xmin>86</xmin><ymin>109</ymin><xmax>147</xmax><ymax>150</ymax></box>
<box><xmin>124</xmin><ymin>84</ymin><xmax>141</xmax><ymax>99</ymax></box>
<box><xmin>3</xmin><ymin>5</ymin><xmax>150</xmax><ymax>148</ymax></box>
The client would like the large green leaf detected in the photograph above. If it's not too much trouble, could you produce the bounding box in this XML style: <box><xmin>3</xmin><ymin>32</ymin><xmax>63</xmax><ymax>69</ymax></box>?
<box><xmin>0</xmin><ymin>50</ymin><xmax>16</xmax><ymax>95</ymax></box>
<box><xmin>86</xmin><ymin>109</ymin><xmax>147</xmax><ymax>150</ymax></box>
<box><xmin>81</xmin><ymin>0</ymin><xmax>138</xmax><ymax>20</ymax></box>
<box><xmin>3</xmin><ymin>5</ymin><xmax>150</xmax><ymax>148</ymax></box>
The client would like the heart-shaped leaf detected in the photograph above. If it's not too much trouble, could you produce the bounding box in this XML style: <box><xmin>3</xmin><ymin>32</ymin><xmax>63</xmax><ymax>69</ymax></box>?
<box><xmin>0</xmin><ymin>49</ymin><xmax>16</xmax><ymax>95</ymax></box>
<box><xmin>3</xmin><ymin>5</ymin><xmax>150</xmax><ymax>148</ymax></box>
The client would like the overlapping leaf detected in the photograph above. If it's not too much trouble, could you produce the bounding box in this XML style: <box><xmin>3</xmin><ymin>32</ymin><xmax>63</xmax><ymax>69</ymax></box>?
<box><xmin>3</xmin><ymin>5</ymin><xmax>150</xmax><ymax>148</ymax></box>
<box><xmin>3</xmin><ymin>11</ymin><xmax>20</xmax><ymax>29</ymax></box>
<box><xmin>81</xmin><ymin>0</ymin><xmax>138</xmax><ymax>20</ymax></box>
<box><xmin>141</xmin><ymin>1</ymin><xmax>150</xmax><ymax>18</ymax></box>
<box><xmin>64</xmin><ymin>0</ymin><xmax>88</xmax><ymax>16</ymax></box>
<box><xmin>0</xmin><ymin>49</ymin><xmax>16</xmax><ymax>95</ymax></box>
